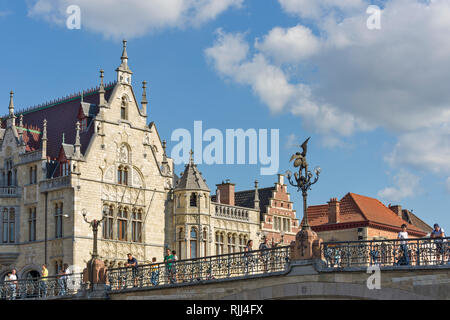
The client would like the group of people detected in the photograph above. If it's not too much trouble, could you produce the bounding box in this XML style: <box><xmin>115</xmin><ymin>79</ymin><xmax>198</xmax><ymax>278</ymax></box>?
<box><xmin>2</xmin><ymin>263</ymin><xmax>69</xmax><ymax>300</ymax></box>
<box><xmin>396</xmin><ymin>223</ymin><xmax>446</xmax><ymax>266</ymax></box>
<box><xmin>120</xmin><ymin>238</ymin><xmax>277</xmax><ymax>287</ymax></box>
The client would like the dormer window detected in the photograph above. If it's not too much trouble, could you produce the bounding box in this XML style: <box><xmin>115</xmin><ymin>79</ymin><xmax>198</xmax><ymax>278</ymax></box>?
<box><xmin>80</xmin><ymin>117</ymin><xmax>88</xmax><ymax>132</ymax></box>
<box><xmin>60</xmin><ymin>161</ymin><xmax>70</xmax><ymax>176</ymax></box>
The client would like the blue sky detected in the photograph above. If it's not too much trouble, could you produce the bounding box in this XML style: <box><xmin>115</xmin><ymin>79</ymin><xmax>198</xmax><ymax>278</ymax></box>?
<box><xmin>0</xmin><ymin>0</ymin><xmax>449</xmax><ymax>230</ymax></box>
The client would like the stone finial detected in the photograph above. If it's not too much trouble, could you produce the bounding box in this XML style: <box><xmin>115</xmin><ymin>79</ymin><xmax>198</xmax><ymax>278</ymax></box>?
<box><xmin>62</xmin><ymin>132</ymin><xmax>65</xmax><ymax>144</ymax></box>
<box><xmin>42</xmin><ymin>119</ymin><xmax>48</xmax><ymax>140</ymax></box>
<box><xmin>141</xmin><ymin>80</ymin><xmax>148</xmax><ymax>115</ymax></box>
<box><xmin>121</xmin><ymin>40</ymin><xmax>128</xmax><ymax>61</ymax></box>
<box><xmin>19</xmin><ymin>114</ymin><xmax>23</xmax><ymax>128</ymax></box>
<box><xmin>74</xmin><ymin>121</ymin><xmax>81</xmax><ymax>158</ymax></box>
<box><xmin>42</xmin><ymin>119</ymin><xmax>48</xmax><ymax>159</ymax></box>
<box><xmin>254</xmin><ymin>179</ymin><xmax>260</xmax><ymax>209</ymax></box>
<box><xmin>162</xmin><ymin>140</ymin><xmax>167</xmax><ymax>155</ymax></box>
<box><xmin>99</xmin><ymin>69</ymin><xmax>106</xmax><ymax>107</ymax></box>
<box><xmin>8</xmin><ymin>90</ymin><xmax>14</xmax><ymax>117</ymax></box>
<box><xmin>189</xmin><ymin>149</ymin><xmax>194</xmax><ymax>164</ymax></box>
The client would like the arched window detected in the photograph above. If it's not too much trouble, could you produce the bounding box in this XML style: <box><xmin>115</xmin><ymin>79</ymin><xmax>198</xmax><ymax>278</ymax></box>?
<box><xmin>132</xmin><ymin>208</ymin><xmax>142</xmax><ymax>243</ymax></box>
<box><xmin>190</xmin><ymin>193</ymin><xmax>197</xmax><ymax>207</ymax></box>
<box><xmin>103</xmin><ymin>205</ymin><xmax>114</xmax><ymax>240</ymax></box>
<box><xmin>202</xmin><ymin>228</ymin><xmax>207</xmax><ymax>257</ymax></box>
<box><xmin>190</xmin><ymin>227</ymin><xmax>198</xmax><ymax>259</ymax></box>
<box><xmin>227</xmin><ymin>233</ymin><xmax>234</xmax><ymax>253</ymax></box>
<box><xmin>117</xmin><ymin>207</ymin><xmax>128</xmax><ymax>241</ymax></box>
<box><xmin>117</xmin><ymin>166</ymin><xmax>129</xmax><ymax>185</ymax></box>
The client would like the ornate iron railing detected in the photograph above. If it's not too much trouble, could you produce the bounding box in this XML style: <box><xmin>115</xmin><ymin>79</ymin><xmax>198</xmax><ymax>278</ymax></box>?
<box><xmin>322</xmin><ymin>237</ymin><xmax>450</xmax><ymax>269</ymax></box>
<box><xmin>106</xmin><ymin>246</ymin><xmax>290</xmax><ymax>291</ymax></box>
<box><xmin>0</xmin><ymin>273</ymin><xmax>85</xmax><ymax>300</ymax></box>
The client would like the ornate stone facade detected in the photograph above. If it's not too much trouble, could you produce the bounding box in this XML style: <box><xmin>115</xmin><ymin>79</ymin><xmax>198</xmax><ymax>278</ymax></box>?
<box><xmin>0</xmin><ymin>41</ymin><xmax>298</xmax><ymax>280</ymax></box>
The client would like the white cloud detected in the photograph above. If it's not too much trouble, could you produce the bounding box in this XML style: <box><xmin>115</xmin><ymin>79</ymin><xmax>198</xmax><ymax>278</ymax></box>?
<box><xmin>206</xmin><ymin>0</ymin><xmax>450</xmax><ymax>186</ymax></box>
<box><xmin>278</xmin><ymin>0</ymin><xmax>366</xmax><ymax>20</ymax></box>
<box><xmin>205</xmin><ymin>29</ymin><xmax>369</xmax><ymax>143</ymax></box>
<box><xmin>386</xmin><ymin>124</ymin><xmax>450</xmax><ymax>174</ymax></box>
<box><xmin>446</xmin><ymin>177</ymin><xmax>450</xmax><ymax>194</ymax></box>
<box><xmin>27</xmin><ymin>0</ymin><xmax>244</xmax><ymax>39</ymax></box>
<box><xmin>255</xmin><ymin>25</ymin><xmax>321</xmax><ymax>64</ymax></box>
<box><xmin>378</xmin><ymin>170</ymin><xmax>421</xmax><ymax>202</ymax></box>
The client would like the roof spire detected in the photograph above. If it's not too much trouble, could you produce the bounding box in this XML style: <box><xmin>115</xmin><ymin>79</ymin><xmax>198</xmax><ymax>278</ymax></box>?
<box><xmin>121</xmin><ymin>40</ymin><xmax>128</xmax><ymax>61</ymax></box>
<box><xmin>99</xmin><ymin>69</ymin><xmax>106</xmax><ymax>107</ymax></box>
<box><xmin>19</xmin><ymin>114</ymin><xmax>23</xmax><ymax>128</ymax></box>
<box><xmin>254</xmin><ymin>179</ymin><xmax>260</xmax><ymax>210</ymax></box>
<box><xmin>9</xmin><ymin>90</ymin><xmax>14</xmax><ymax>117</ymax></box>
<box><xmin>116</xmin><ymin>40</ymin><xmax>133</xmax><ymax>84</ymax></box>
<box><xmin>62</xmin><ymin>132</ymin><xmax>65</xmax><ymax>144</ymax></box>
<box><xmin>74</xmin><ymin>121</ymin><xmax>81</xmax><ymax>158</ymax></box>
<box><xmin>189</xmin><ymin>149</ymin><xmax>194</xmax><ymax>165</ymax></box>
<box><xmin>141</xmin><ymin>80</ymin><xmax>148</xmax><ymax>115</ymax></box>
<box><xmin>42</xmin><ymin>119</ymin><xmax>47</xmax><ymax>141</ymax></box>
<box><xmin>42</xmin><ymin>119</ymin><xmax>48</xmax><ymax>159</ymax></box>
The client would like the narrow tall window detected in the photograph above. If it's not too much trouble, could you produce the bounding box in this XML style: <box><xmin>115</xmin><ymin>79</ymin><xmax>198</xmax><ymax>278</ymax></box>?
<box><xmin>117</xmin><ymin>207</ymin><xmax>128</xmax><ymax>241</ymax></box>
<box><xmin>103</xmin><ymin>205</ymin><xmax>114</xmax><ymax>240</ymax></box>
<box><xmin>227</xmin><ymin>233</ymin><xmax>233</xmax><ymax>253</ymax></box>
<box><xmin>55</xmin><ymin>203</ymin><xmax>63</xmax><ymax>238</ymax></box>
<box><xmin>190</xmin><ymin>227</ymin><xmax>198</xmax><ymax>259</ymax></box>
<box><xmin>121</xmin><ymin>96</ymin><xmax>128</xmax><ymax>120</ymax></box>
<box><xmin>2</xmin><ymin>208</ymin><xmax>15</xmax><ymax>243</ymax></box>
<box><xmin>131</xmin><ymin>209</ymin><xmax>142</xmax><ymax>243</ymax></box>
<box><xmin>190</xmin><ymin>193</ymin><xmax>197</xmax><ymax>207</ymax></box>
<box><xmin>29</xmin><ymin>207</ymin><xmax>36</xmax><ymax>242</ymax></box>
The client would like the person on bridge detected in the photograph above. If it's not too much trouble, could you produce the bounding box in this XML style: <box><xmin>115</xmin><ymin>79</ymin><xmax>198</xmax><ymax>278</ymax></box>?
<box><xmin>125</xmin><ymin>253</ymin><xmax>139</xmax><ymax>287</ymax></box>
<box><xmin>431</xmin><ymin>224</ymin><xmax>446</xmax><ymax>263</ymax></box>
<box><xmin>397</xmin><ymin>224</ymin><xmax>410</xmax><ymax>266</ymax></box>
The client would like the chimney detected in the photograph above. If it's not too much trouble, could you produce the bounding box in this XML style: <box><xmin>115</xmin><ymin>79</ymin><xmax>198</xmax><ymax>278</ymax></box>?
<box><xmin>328</xmin><ymin>198</ymin><xmax>340</xmax><ymax>224</ymax></box>
<box><xmin>216</xmin><ymin>180</ymin><xmax>235</xmax><ymax>206</ymax></box>
<box><xmin>389</xmin><ymin>205</ymin><xmax>402</xmax><ymax>218</ymax></box>
<box><xmin>277</xmin><ymin>174</ymin><xmax>284</xmax><ymax>185</ymax></box>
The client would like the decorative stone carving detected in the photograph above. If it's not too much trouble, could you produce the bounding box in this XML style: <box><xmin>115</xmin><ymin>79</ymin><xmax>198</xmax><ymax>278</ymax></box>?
<box><xmin>118</xmin><ymin>144</ymin><xmax>129</xmax><ymax>163</ymax></box>
<box><xmin>290</xmin><ymin>228</ymin><xmax>323</xmax><ymax>260</ymax></box>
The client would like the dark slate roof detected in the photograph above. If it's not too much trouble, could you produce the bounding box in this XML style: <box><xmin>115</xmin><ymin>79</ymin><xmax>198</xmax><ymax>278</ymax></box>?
<box><xmin>175</xmin><ymin>159</ymin><xmax>209</xmax><ymax>191</ymax></box>
<box><xmin>1</xmin><ymin>83</ymin><xmax>116</xmax><ymax>158</ymax></box>
<box><xmin>402</xmin><ymin>210</ymin><xmax>433</xmax><ymax>234</ymax></box>
<box><xmin>211</xmin><ymin>186</ymin><xmax>275</xmax><ymax>215</ymax></box>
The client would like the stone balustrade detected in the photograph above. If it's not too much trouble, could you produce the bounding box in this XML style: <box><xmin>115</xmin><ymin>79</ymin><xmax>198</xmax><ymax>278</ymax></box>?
<box><xmin>214</xmin><ymin>203</ymin><xmax>250</xmax><ymax>221</ymax></box>
<box><xmin>39</xmin><ymin>175</ymin><xmax>72</xmax><ymax>192</ymax></box>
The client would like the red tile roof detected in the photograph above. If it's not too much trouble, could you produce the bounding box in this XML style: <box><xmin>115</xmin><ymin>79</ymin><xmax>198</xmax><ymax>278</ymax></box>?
<box><xmin>306</xmin><ymin>192</ymin><xmax>426</xmax><ymax>236</ymax></box>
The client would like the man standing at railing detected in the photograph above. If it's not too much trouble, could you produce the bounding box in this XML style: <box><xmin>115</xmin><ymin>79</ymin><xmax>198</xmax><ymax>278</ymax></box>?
<box><xmin>164</xmin><ymin>249</ymin><xmax>174</xmax><ymax>284</ymax></box>
<box><xmin>40</xmin><ymin>264</ymin><xmax>48</xmax><ymax>298</ymax></box>
<box><xmin>125</xmin><ymin>253</ymin><xmax>139</xmax><ymax>287</ymax></box>
<box><xmin>8</xmin><ymin>269</ymin><xmax>18</xmax><ymax>300</ymax></box>
<box><xmin>431</xmin><ymin>224</ymin><xmax>446</xmax><ymax>264</ymax></box>
<box><xmin>397</xmin><ymin>224</ymin><xmax>410</xmax><ymax>265</ymax></box>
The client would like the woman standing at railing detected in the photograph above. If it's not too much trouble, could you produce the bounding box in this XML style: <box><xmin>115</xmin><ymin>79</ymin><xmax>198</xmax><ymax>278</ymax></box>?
<box><xmin>244</xmin><ymin>240</ymin><xmax>253</xmax><ymax>274</ymax></box>
<box><xmin>40</xmin><ymin>264</ymin><xmax>48</xmax><ymax>298</ymax></box>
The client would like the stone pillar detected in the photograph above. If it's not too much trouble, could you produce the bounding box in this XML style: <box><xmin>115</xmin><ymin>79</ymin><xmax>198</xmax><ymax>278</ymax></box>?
<box><xmin>290</xmin><ymin>228</ymin><xmax>323</xmax><ymax>260</ymax></box>
<box><xmin>83</xmin><ymin>258</ymin><xmax>107</xmax><ymax>289</ymax></box>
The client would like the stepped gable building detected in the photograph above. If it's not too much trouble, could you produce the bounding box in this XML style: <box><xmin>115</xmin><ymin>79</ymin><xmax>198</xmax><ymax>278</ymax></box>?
<box><xmin>305</xmin><ymin>192</ymin><xmax>429</xmax><ymax>241</ymax></box>
<box><xmin>211</xmin><ymin>174</ymin><xmax>300</xmax><ymax>246</ymax></box>
<box><xmin>0</xmin><ymin>40</ymin><xmax>299</xmax><ymax>280</ymax></box>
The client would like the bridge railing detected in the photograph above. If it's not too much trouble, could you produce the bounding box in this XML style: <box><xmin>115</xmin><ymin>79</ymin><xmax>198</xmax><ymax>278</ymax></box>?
<box><xmin>106</xmin><ymin>246</ymin><xmax>291</xmax><ymax>291</ymax></box>
<box><xmin>0</xmin><ymin>273</ymin><xmax>85</xmax><ymax>300</ymax></box>
<box><xmin>322</xmin><ymin>237</ymin><xmax>450</xmax><ymax>269</ymax></box>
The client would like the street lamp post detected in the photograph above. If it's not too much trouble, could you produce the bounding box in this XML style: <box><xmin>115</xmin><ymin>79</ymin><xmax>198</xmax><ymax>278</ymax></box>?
<box><xmin>82</xmin><ymin>208</ymin><xmax>107</xmax><ymax>260</ymax></box>
<box><xmin>82</xmin><ymin>208</ymin><xmax>107</xmax><ymax>288</ymax></box>
<box><xmin>285</xmin><ymin>137</ymin><xmax>321</xmax><ymax>231</ymax></box>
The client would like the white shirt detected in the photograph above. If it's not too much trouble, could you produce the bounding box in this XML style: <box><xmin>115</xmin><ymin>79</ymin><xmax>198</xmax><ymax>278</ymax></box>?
<box><xmin>398</xmin><ymin>231</ymin><xmax>408</xmax><ymax>244</ymax></box>
<box><xmin>8</xmin><ymin>274</ymin><xmax>17</xmax><ymax>284</ymax></box>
